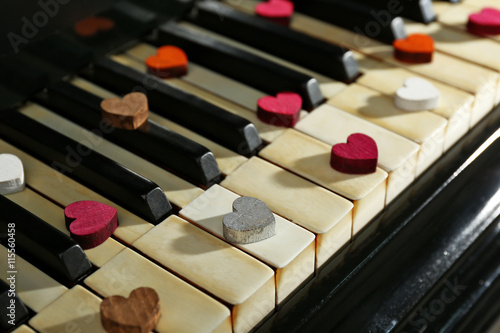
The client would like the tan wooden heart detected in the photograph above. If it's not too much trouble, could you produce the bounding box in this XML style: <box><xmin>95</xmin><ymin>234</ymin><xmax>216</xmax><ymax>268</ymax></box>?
<box><xmin>100</xmin><ymin>92</ymin><xmax>149</xmax><ymax>130</ymax></box>
<box><xmin>100</xmin><ymin>287</ymin><xmax>161</xmax><ymax>333</ymax></box>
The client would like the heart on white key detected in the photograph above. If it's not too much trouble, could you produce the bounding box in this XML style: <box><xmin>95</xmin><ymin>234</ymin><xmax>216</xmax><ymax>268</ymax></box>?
<box><xmin>0</xmin><ymin>154</ymin><xmax>25</xmax><ymax>195</ymax></box>
<box><xmin>395</xmin><ymin>77</ymin><xmax>440</xmax><ymax>112</ymax></box>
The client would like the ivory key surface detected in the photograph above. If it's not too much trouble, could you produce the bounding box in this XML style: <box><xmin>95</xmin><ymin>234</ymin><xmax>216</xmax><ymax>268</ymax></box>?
<box><xmin>85</xmin><ymin>248</ymin><xmax>233</xmax><ymax>333</ymax></box>
<box><xmin>221</xmin><ymin>157</ymin><xmax>353</xmax><ymax>268</ymax></box>
<box><xmin>179</xmin><ymin>184</ymin><xmax>315</xmax><ymax>300</ymax></box>
<box><xmin>295</xmin><ymin>104</ymin><xmax>419</xmax><ymax>204</ymax></box>
<box><xmin>0</xmin><ymin>246</ymin><xmax>68</xmax><ymax>313</ymax></box>
<box><xmin>259</xmin><ymin>129</ymin><xmax>388</xmax><ymax>235</ymax></box>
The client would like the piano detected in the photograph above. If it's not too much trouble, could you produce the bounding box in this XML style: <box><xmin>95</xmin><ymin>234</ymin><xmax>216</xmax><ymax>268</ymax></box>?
<box><xmin>1</xmin><ymin>0</ymin><xmax>500</xmax><ymax>332</ymax></box>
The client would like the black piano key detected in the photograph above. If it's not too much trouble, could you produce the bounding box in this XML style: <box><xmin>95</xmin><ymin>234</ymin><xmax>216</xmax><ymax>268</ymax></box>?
<box><xmin>83</xmin><ymin>57</ymin><xmax>262</xmax><ymax>156</ymax></box>
<box><xmin>292</xmin><ymin>0</ymin><xmax>407</xmax><ymax>44</ymax></box>
<box><xmin>0</xmin><ymin>280</ymin><xmax>29</xmax><ymax>332</ymax></box>
<box><xmin>189</xmin><ymin>1</ymin><xmax>360</xmax><ymax>82</ymax></box>
<box><xmin>153</xmin><ymin>22</ymin><xmax>324</xmax><ymax>109</ymax></box>
<box><xmin>344</xmin><ymin>0</ymin><xmax>436</xmax><ymax>24</ymax></box>
<box><xmin>0</xmin><ymin>110</ymin><xmax>172</xmax><ymax>224</ymax></box>
<box><xmin>0</xmin><ymin>196</ymin><xmax>92</xmax><ymax>285</ymax></box>
<box><xmin>39</xmin><ymin>81</ymin><xmax>222</xmax><ymax>187</ymax></box>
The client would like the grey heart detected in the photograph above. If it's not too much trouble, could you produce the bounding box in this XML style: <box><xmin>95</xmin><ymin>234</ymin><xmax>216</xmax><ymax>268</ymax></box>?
<box><xmin>222</xmin><ymin>196</ymin><xmax>276</xmax><ymax>244</ymax></box>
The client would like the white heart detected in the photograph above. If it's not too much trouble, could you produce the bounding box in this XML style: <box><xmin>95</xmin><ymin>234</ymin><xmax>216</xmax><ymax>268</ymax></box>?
<box><xmin>0</xmin><ymin>154</ymin><xmax>25</xmax><ymax>195</ymax></box>
<box><xmin>395</xmin><ymin>77</ymin><xmax>440</xmax><ymax>112</ymax></box>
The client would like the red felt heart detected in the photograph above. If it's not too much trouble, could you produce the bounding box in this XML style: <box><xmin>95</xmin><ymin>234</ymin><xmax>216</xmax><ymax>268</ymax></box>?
<box><xmin>468</xmin><ymin>8</ymin><xmax>500</xmax><ymax>36</ymax></box>
<box><xmin>255</xmin><ymin>0</ymin><xmax>294</xmax><ymax>26</ymax></box>
<box><xmin>65</xmin><ymin>201</ymin><xmax>118</xmax><ymax>249</ymax></box>
<box><xmin>74</xmin><ymin>17</ymin><xmax>114</xmax><ymax>37</ymax></box>
<box><xmin>145</xmin><ymin>46</ymin><xmax>188</xmax><ymax>78</ymax></box>
<box><xmin>331</xmin><ymin>133</ymin><xmax>378</xmax><ymax>174</ymax></box>
<box><xmin>393</xmin><ymin>34</ymin><xmax>434</xmax><ymax>64</ymax></box>
<box><xmin>257</xmin><ymin>92</ymin><xmax>302</xmax><ymax>127</ymax></box>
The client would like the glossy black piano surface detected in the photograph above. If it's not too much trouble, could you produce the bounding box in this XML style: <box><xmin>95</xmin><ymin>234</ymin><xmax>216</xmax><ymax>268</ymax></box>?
<box><xmin>1</xmin><ymin>0</ymin><xmax>500</xmax><ymax>332</ymax></box>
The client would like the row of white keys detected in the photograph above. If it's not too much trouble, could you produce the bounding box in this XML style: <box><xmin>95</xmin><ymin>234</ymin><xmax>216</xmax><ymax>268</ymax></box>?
<box><xmin>178</xmin><ymin>185</ymin><xmax>315</xmax><ymax>303</ymax></box>
<box><xmin>221</xmin><ymin>157</ymin><xmax>353</xmax><ymax>269</ymax></box>
<box><xmin>0</xmin><ymin>139</ymin><xmax>153</xmax><ymax>245</ymax></box>
<box><xmin>0</xmin><ymin>245</ymin><xmax>68</xmax><ymax>313</ymax></box>
<box><xmin>259</xmin><ymin>129</ymin><xmax>388</xmax><ymax>235</ymax></box>
<box><xmin>5</xmin><ymin>188</ymin><xmax>123</xmax><ymax>267</ymax></box>
<box><xmin>227</xmin><ymin>0</ymin><xmax>499</xmax><ymax>126</ymax></box>
<box><xmin>295</xmin><ymin>104</ymin><xmax>420</xmax><ymax>204</ymax></box>
<box><xmin>115</xmin><ymin>48</ymin><xmax>307</xmax><ymax>143</ymax></box>
<box><xmin>132</xmin><ymin>214</ymin><xmax>276</xmax><ymax>332</ymax></box>
<box><xmin>327</xmin><ymin>83</ymin><xmax>447</xmax><ymax>176</ymax></box>
<box><xmin>30</xmin><ymin>250</ymin><xmax>233</xmax><ymax>333</ymax></box>
<box><xmin>71</xmin><ymin>77</ymin><xmax>247</xmax><ymax>176</ymax></box>
<box><xmin>84</xmin><ymin>248</ymin><xmax>233</xmax><ymax>333</ymax></box>
<box><xmin>354</xmin><ymin>52</ymin><xmax>474</xmax><ymax>151</ymax></box>
<box><xmin>18</xmin><ymin>101</ymin><xmax>203</xmax><ymax>210</ymax></box>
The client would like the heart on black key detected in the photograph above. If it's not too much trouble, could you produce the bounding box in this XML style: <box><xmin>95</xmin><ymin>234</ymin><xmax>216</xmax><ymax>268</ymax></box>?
<box><xmin>223</xmin><ymin>196</ymin><xmax>276</xmax><ymax>244</ymax></box>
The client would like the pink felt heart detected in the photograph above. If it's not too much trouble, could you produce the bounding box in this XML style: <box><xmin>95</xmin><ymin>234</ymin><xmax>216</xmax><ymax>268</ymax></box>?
<box><xmin>331</xmin><ymin>133</ymin><xmax>378</xmax><ymax>174</ymax></box>
<box><xmin>257</xmin><ymin>92</ymin><xmax>302</xmax><ymax>127</ymax></box>
<box><xmin>468</xmin><ymin>8</ymin><xmax>500</xmax><ymax>36</ymax></box>
<box><xmin>255</xmin><ymin>0</ymin><xmax>294</xmax><ymax>26</ymax></box>
<box><xmin>65</xmin><ymin>201</ymin><xmax>118</xmax><ymax>249</ymax></box>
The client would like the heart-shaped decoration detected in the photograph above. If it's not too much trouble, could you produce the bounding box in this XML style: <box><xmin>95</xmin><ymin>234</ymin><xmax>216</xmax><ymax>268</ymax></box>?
<box><xmin>393</xmin><ymin>34</ymin><xmax>434</xmax><ymax>64</ymax></box>
<box><xmin>255</xmin><ymin>0</ymin><xmax>294</xmax><ymax>26</ymax></box>
<box><xmin>223</xmin><ymin>196</ymin><xmax>276</xmax><ymax>244</ymax></box>
<box><xmin>331</xmin><ymin>133</ymin><xmax>378</xmax><ymax>174</ymax></box>
<box><xmin>0</xmin><ymin>154</ymin><xmax>25</xmax><ymax>195</ymax></box>
<box><xmin>145</xmin><ymin>46</ymin><xmax>188</xmax><ymax>78</ymax></box>
<box><xmin>100</xmin><ymin>287</ymin><xmax>161</xmax><ymax>333</ymax></box>
<box><xmin>257</xmin><ymin>92</ymin><xmax>302</xmax><ymax>127</ymax></box>
<box><xmin>395</xmin><ymin>77</ymin><xmax>440</xmax><ymax>111</ymax></box>
<box><xmin>468</xmin><ymin>8</ymin><xmax>500</xmax><ymax>36</ymax></box>
<box><xmin>74</xmin><ymin>17</ymin><xmax>114</xmax><ymax>37</ymax></box>
<box><xmin>100</xmin><ymin>92</ymin><xmax>149</xmax><ymax>130</ymax></box>
<box><xmin>65</xmin><ymin>201</ymin><xmax>118</xmax><ymax>250</ymax></box>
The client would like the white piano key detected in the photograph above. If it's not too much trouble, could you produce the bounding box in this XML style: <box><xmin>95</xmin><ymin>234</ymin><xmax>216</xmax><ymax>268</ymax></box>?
<box><xmin>85</xmin><ymin>248</ymin><xmax>237</xmax><ymax>333</ymax></box>
<box><xmin>221</xmin><ymin>157</ymin><xmax>353</xmax><ymax>268</ymax></box>
<box><xmin>259</xmin><ymin>129</ymin><xmax>388</xmax><ymax>235</ymax></box>
<box><xmin>179</xmin><ymin>185</ymin><xmax>315</xmax><ymax>301</ymax></box>
<box><xmin>0</xmin><ymin>245</ymin><xmax>68</xmax><ymax>313</ymax></box>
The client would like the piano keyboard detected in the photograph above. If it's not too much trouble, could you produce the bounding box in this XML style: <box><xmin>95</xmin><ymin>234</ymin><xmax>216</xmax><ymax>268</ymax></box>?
<box><xmin>2</xmin><ymin>0</ymin><xmax>500</xmax><ymax>332</ymax></box>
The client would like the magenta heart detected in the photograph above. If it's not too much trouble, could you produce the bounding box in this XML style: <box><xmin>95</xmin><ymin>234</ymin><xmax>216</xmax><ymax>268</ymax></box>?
<box><xmin>65</xmin><ymin>200</ymin><xmax>118</xmax><ymax>249</ymax></box>
<box><xmin>331</xmin><ymin>133</ymin><xmax>378</xmax><ymax>174</ymax></box>
<box><xmin>255</xmin><ymin>0</ymin><xmax>294</xmax><ymax>17</ymax></box>
<box><xmin>255</xmin><ymin>0</ymin><xmax>294</xmax><ymax>26</ymax></box>
<box><xmin>468</xmin><ymin>8</ymin><xmax>500</xmax><ymax>36</ymax></box>
<box><xmin>257</xmin><ymin>92</ymin><xmax>302</xmax><ymax>127</ymax></box>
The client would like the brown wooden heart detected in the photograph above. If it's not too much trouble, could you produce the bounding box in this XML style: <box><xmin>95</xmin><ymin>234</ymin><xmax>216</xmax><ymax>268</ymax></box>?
<box><xmin>100</xmin><ymin>92</ymin><xmax>149</xmax><ymax>130</ymax></box>
<box><xmin>100</xmin><ymin>287</ymin><xmax>161</xmax><ymax>333</ymax></box>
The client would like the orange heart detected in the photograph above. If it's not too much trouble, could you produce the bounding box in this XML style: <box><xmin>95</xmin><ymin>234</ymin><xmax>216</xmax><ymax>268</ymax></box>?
<box><xmin>74</xmin><ymin>17</ymin><xmax>114</xmax><ymax>37</ymax></box>
<box><xmin>100</xmin><ymin>287</ymin><xmax>161</xmax><ymax>333</ymax></box>
<box><xmin>145</xmin><ymin>46</ymin><xmax>188</xmax><ymax>78</ymax></box>
<box><xmin>100</xmin><ymin>92</ymin><xmax>149</xmax><ymax>130</ymax></box>
<box><xmin>393</xmin><ymin>34</ymin><xmax>434</xmax><ymax>64</ymax></box>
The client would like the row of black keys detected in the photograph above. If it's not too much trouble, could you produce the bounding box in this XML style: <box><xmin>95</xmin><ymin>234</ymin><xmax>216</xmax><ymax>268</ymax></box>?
<box><xmin>0</xmin><ymin>0</ymin><xmax>457</xmax><ymax>330</ymax></box>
